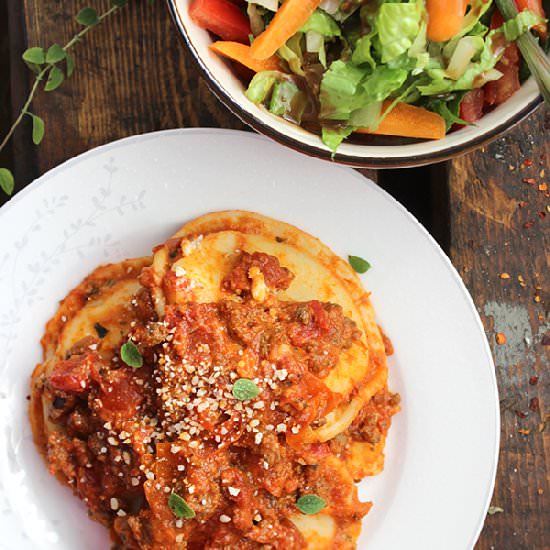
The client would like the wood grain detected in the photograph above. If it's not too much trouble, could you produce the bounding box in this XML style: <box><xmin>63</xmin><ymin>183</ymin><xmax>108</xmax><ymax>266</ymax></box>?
<box><xmin>448</xmin><ymin>105</ymin><xmax>550</xmax><ymax>550</ymax></box>
<box><xmin>5</xmin><ymin>0</ymin><xmax>377</xmax><ymax>189</ymax></box>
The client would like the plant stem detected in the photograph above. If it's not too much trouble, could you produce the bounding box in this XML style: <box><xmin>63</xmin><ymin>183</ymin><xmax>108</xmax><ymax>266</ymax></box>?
<box><xmin>0</xmin><ymin>4</ymin><xmax>121</xmax><ymax>156</ymax></box>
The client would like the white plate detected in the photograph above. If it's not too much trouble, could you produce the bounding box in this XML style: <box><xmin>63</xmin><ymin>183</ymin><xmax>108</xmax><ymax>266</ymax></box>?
<box><xmin>0</xmin><ymin>129</ymin><xmax>498</xmax><ymax>550</ymax></box>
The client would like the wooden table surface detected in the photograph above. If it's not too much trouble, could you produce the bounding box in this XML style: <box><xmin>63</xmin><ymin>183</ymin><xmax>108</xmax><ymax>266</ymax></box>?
<box><xmin>2</xmin><ymin>1</ymin><xmax>549</xmax><ymax>548</ymax></box>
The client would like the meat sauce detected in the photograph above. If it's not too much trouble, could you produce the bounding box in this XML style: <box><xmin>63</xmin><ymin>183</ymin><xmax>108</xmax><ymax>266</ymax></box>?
<box><xmin>39</xmin><ymin>251</ymin><xmax>397</xmax><ymax>549</ymax></box>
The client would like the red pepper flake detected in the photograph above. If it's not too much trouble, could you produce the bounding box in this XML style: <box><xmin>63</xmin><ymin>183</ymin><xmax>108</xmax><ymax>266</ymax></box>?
<box><xmin>518</xmin><ymin>428</ymin><xmax>531</xmax><ymax>435</ymax></box>
<box><xmin>541</xmin><ymin>334</ymin><xmax>550</xmax><ymax>346</ymax></box>
<box><xmin>539</xmin><ymin>183</ymin><xmax>548</xmax><ymax>191</ymax></box>
<box><xmin>529</xmin><ymin>397</ymin><xmax>539</xmax><ymax>412</ymax></box>
<box><xmin>515</xmin><ymin>410</ymin><xmax>528</xmax><ymax>419</ymax></box>
<box><xmin>522</xmin><ymin>177</ymin><xmax>536</xmax><ymax>185</ymax></box>
<box><xmin>538</xmin><ymin>211</ymin><xmax>547</xmax><ymax>219</ymax></box>
<box><xmin>518</xmin><ymin>201</ymin><xmax>528</xmax><ymax>208</ymax></box>
<box><xmin>496</xmin><ymin>332</ymin><xmax>507</xmax><ymax>345</ymax></box>
<box><xmin>523</xmin><ymin>159</ymin><xmax>533</xmax><ymax>167</ymax></box>
<box><xmin>534</xmin><ymin>295</ymin><xmax>541</xmax><ymax>303</ymax></box>
<box><xmin>523</xmin><ymin>221</ymin><xmax>535</xmax><ymax>229</ymax></box>
<box><xmin>529</xmin><ymin>376</ymin><xmax>539</xmax><ymax>385</ymax></box>
<box><xmin>499</xmin><ymin>272</ymin><xmax>511</xmax><ymax>279</ymax></box>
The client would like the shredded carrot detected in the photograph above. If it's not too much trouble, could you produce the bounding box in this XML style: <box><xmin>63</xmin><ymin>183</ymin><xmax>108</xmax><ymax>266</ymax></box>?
<box><xmin>356</xmin><ymin>102</ymin><xmax>446</xmax><ymax>140</ymax></box>
<box><xmin>209</xmin><ymin>41</ymin><xmax>282</xmax><ymax>72</ymax></box>
<box><xmin>250</xmin><ymin>0</ymin><xmax>322</xmax><ymax>60</ymax></box>
<box><xmin>426</xmin><ymin>0</ymin><xmax>469</xmax><ymax>42</ymax></box>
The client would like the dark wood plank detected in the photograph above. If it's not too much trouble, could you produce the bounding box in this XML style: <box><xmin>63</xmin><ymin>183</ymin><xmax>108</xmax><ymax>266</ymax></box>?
<box><xmin>5</xmin><ymin>0</ymin><xmax>376</xmax><ymax>195</ymax></box>
<box><xmin>448</xmin><ymin>105</ymin><xmax>549</xmax><ymax>550</ymax></box>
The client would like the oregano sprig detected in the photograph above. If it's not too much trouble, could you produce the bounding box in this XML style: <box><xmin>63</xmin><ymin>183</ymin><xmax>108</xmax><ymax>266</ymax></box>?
<box><xmin>0</xmin><ymin>0</ymin><xmax>147</xmax><ymax>196</ymax></box>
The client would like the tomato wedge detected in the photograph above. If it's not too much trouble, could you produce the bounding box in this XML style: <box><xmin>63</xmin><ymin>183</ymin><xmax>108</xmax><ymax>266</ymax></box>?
<box><xmin>189</xmin><ymin>0</ymin><xmax>251</xmax><ymax>43</ymax></box>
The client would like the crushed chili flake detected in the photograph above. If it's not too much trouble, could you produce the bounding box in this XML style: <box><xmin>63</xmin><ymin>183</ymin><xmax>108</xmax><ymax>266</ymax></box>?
<box><xmin>539</xmin><ymin>183</ymin><xmax>548</xmax><ymax>191</ymax></box>
<box><xmin>523</xmin><ymin>159</ymin><xmax>533</xmax><ymax>167</ymax></box>
<box><xmin>538</xmin><ymin>211</ymin><xmax>547</xmax><ymax>219</ymax></box>
<box><xmin>495</xmin><ymin>333</ymin><xmax>507</xmax><ymax>345</ymax></box>
<box><xmin>541</xmin><ymin>334</ymin><xmax>550</xmax><ymax>346</ymax></box>
<box><xmin>523</xmin><ymin>221</ymin><xmax>535</xmax><ymax>229</ymax></box>
<box><xmin>529</xmin><ymin>376</ymin><xmax>539</xmax><ymax>385</ymax></box>
<box><xmin>499</xmin><ymin>272</ymin><xmax>511</xmax><ymax>279</ymax></box>
<box><xmin>517</xmin><ymin>428</ymin><xmax>531</xmax><ymax>435</ymax></box>
<box><xmin>522</xmin><ymin>177</ymin><xmax>536</xmax><ymax>185</ymax></box>
<box><xmin>529</xmin><ymin>398</ymin><xmax>539</xmax><ymax>412</ymax></box>
<box><xmin>518</xmin><ymin>275</ymin><xmax>526</xmax><ymax>287</ymax></box>
<box><xmin>515</xmin><ymin>410</ymin><xmax>528</xmax><ymax>419</ymax></box>
<box><xmin>534</xmin><ymin>295</ymin><xmax>541</xmax><ymax>303</ymax></box>
<box><xmin>518</xmin><ymin>201</ymin><xmax>528</xmax><ymax>208</ymax></box>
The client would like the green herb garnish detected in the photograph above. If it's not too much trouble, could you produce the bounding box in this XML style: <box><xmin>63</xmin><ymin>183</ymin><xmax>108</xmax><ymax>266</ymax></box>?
<box><xmin>296</xmin><ymin>494</ymin><xmax>326</xmax><ymax>515</ymax></box>
<box><xmin>232</xmin><ymin>378</ymin><xmax>260</xmax><ymax>401</ymax></box>
<box><xmin>487</xmin><ymin>506</ymin><xmax>504</xmax><ymax>515</ymax></box>
<box><xmin>94</xmin><ymin>322</ymin><xmax>109</xmax><ymax>338</ymax></box>
<box><xmin>120</xmin><ymin>340</ymin><xmax>143</xmax><ymax>368</ymax></box>
<box><xmin>348</xmin><ymin>255</ymin><xmax>371</xmax><ymax>274</ymax></box>
<box><xmin>0</xmin><ymin>0</ymin><xmax>157</xmax><ymax>196</ymax></box>
<box><xmin>168</xmin><ymin>490</ymin><xmax>195</xmax><ymax>519</ymax></box>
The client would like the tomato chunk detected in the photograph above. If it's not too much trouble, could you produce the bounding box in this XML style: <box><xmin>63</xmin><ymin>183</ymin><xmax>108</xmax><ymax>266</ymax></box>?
<box><xmin>189</xmin><ymin>0</ymin><xmax>251</xmax><ymax>43</ymax></box>
<box><xmin>459</xmin><ymin>89</ymin><xmax>485</xmax><ymax>124</ymax></box>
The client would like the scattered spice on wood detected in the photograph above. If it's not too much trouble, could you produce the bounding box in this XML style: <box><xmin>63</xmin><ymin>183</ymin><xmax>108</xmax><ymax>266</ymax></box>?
<box><xmin>518</xmin><ymin>428</ymin><xmax>531</xmax><ymax>435</ymax></box>
<box><xmin>529</xmin><ymin>376</ymin><xmax>539</xmax><ymax>385</ymax></box>
<box><xmin>515</xmin><ymin>410</ymin><xmax>528</xmax><ymax>419</ymax></box>
<box><xmin>518</xmin><ymin>201</ymin><xmax>528</xmax><ymax>208</ymax></box>
<box><xmin>499</xmin><ymin>272</ymin><xmax>511</xmax><ymax>279</ymax></box>
<box><xmin>534</xmin><ymin>295</ymin><xmax>541</xmax><ymax>303</ymax></box>
<box><xmin>529</xmin><ymin>397</ymin><xmax>539</xmax><ymax>412</ymax></box>
<box><xmin>487</xmin><ymin>506</ymin><xmax>504</xmax><ymax>515</ymax></box>
<box><xmin>523</xmin><ymin>159</ymin><xmax>533</xmax><ymax>167</ymax></box>
<box><xmin>539</xmin><ymin>183</ymin><xmax>548</xmax><ymax>191</ymax></box>
<box><xmin>518</xmin><ymin>275</ymin><xmax>526</xmax><ymax>287</ymax></box>
<box><xmin>523</xmin><ymin>221</ymin><xmax>535</xmax><ymax>229</ymax></box>
<box><xmin>538</xmin><ymin>211</ymin><xmax>546</xmax><ymax>219</ymax></box>
<box><xmin>496</xmin><ymin>332</ymin><xmax>507</xmax><ymax>345</ymax></box>
<box><xmin>523</xmin><ymin>177</ymin><xmax>536</xmax><ymax>185</ymax></box>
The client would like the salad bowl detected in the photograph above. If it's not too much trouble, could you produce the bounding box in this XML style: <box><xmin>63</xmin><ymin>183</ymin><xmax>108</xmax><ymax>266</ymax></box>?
<box><xmin>167</xmin><ymin>0</ymin><xmax>543</xmax><ymax>168</ymax></box>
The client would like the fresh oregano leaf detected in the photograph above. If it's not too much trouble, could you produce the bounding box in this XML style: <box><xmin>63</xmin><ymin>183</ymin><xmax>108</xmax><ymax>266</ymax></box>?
<box><xmin>46</xmin><ymin>44</ymin><xmax>66</xmax><ymax>64</ymax></box>
<box><xmin>65</xmin><ymin>53</ymin><xmax>76</xmax><ymax>78</ymax></box>
<box><xmin>121</xmin><ymin>340</ymin><xmax>143</xmax><ymax>368</ymax></box>
<box><xmin>0</xmin><ymin>168</ymin><xmax>15</xmax><ymax>195</ymax></box>
<box><xmin>348</xmin><ymin>255</ymin><xmax>371</xmax><ymax>274</ymax></box>
<box><xmin>232</xmin><ymin>378</ymin><xmax>260</xmax><ymax>401</ymax></box>
<box><xmin>76</xmin><ymin>7</ymin><xmax>99</xmax><ymax>26</ymax></box>
<box><xmin>168</xmin><ymin>491</ymin><xmax>195</xmax><ymax>519</ymax></box>
<box><xmin>296</xmin><ymin>494</ymin><xmax>326</xmax><ymax>515</ymax></box>
<box><xmin>22</xmin><ymin>47</ymin><xmax>45</xmax><ymax>65</ymax></box>
<box><xmin>44</xmin><ymin>66</ymin><xmax>64</xmax><ymax>92</ymax></box>
<box><xmin>111</xmin><ymin>0</ymin><xmax>128</xmax><ymax>6</ymax></box>
<box><xmin>29</xmin><ymin>113</ymin><xmax>45</xmax><ymax>145</ymax></box>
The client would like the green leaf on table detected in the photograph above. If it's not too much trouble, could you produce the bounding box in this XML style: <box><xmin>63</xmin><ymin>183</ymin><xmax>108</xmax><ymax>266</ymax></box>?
<box><xmin>46</xmin><ymin>44</ymin><xmax>66</xmax><ymax>64</ymax></box>
<box><xmin>65</xmin><ymin>53</ymin><xmax>76</xmax><ymax>78</ymax></box>
<box><xmin>28</xmin><ymin>113</ymin><xmax>45</xmax><ymax>145</ymax></box>
<box><xmin>22</xmin><ymin>47</ymin><xmax>45</xmax><ymax>65</ymax></box>
<box><xmin>0</xmin><ymin>168</ymin><xmax>15</xmax><ymax>196</ymax></box>
<box><xmin>111</xmin><ymin>0</ymin><xmax>128</xmax><ymax>6</ymax></box>
<box><xmin>76</xmin><ymin>7</ymin><xmax>99</xmax><ymax>26</ymax></box>
<box><xmin>24</xmin><ymin>61</ymin><xmax>43</xmax><ymax>75</ymax></box>
<box><xmin>44</xmin><ymin>66</ymin><xmax>64</xmax><ymax>92</ymax></box>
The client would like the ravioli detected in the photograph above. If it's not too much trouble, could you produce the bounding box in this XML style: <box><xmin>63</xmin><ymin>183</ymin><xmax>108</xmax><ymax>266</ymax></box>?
<box><xmin>30</xmin><ymin>211</ymin><xmax>399</xmax><ymax>550</ymax></box>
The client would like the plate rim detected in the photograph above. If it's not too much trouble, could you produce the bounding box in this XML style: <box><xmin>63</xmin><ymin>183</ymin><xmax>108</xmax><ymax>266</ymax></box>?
<box><xmin>0</xmin><ymin>127</ymin><xmax>500</xmax><ymax>549</ymax></box>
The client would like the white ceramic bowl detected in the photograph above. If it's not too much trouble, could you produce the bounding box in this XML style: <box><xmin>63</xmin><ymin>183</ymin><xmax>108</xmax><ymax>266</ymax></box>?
<box><xmin>167</xmin><ymin>0</ymin><xmax>542</xmax><ymax>168</ymax></box>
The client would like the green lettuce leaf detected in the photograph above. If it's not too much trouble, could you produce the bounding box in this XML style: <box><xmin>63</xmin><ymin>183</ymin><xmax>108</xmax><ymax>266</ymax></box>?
<box><xmin>374</xmin><ymin>2</ymin><xmax>422</xmax><ymax>63</ymax></box>
<box><xmin>300</xmin><ymin>9</ymin><xmax>341</xmax><ymax>37</ymax></box>
<box><xmin>321</xmin><ymin>125</ymin><xmax>354</xmax><ymax>151</ymax></box>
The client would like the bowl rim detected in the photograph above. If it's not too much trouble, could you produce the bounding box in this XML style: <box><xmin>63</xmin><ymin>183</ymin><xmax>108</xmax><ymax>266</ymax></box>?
<box><xmin>166</xmin><ymin>0</ymin><xmax>542</xmax><ymax>168</ymax></box>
